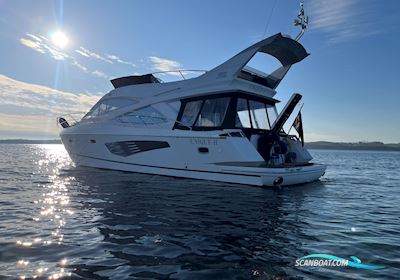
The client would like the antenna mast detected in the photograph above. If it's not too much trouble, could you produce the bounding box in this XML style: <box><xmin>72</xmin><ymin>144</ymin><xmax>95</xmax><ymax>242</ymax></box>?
<box><xmin>294</xmin><ymin>0</ymin><xmax>309</xmax><ymax>41</ymax></box>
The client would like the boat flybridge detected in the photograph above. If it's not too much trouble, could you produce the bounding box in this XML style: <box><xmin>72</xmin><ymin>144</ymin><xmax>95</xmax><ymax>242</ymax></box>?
<box><xmin>58</xmin><ymin>33</ymin><xmax>326</xmax><ymax>186</ymax></box>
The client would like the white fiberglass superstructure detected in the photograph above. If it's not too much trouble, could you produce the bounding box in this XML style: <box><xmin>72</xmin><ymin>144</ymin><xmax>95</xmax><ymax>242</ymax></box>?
<box><xmin>58</xmin><ymin>33</ymin><xmax>326</xmax><ymax>186</ymax></box>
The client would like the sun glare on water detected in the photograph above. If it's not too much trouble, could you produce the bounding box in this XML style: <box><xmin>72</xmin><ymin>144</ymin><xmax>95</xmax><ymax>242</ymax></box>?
<box><xmin>51</xmin><ymin>31</ymin><xmax>69</xmax><ymax>48</ymax></box>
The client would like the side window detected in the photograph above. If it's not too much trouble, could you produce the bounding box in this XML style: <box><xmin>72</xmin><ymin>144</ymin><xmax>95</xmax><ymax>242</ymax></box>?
<box><xmin>267</xmin><ymin>105</ymin><xmax>277</xmax><ymax>126</ymax></box>
<box><xmin>119</xmin><ymin>106</ymin><xmax>167</xmax><ymax>125</ymax></box>
<box><xmin>195</xmin><ymin>97</ymin><xmax>230</xmax><ymax>127</ymax></box>
<box><xmin>249</xmin><ymin>100</ymin><xmax>270</xmax><ymax>129</ymax></box>
<box><xmin>235</xmin><ymin>98</ymin><xmax>251</xmax><ymax>128</ymax></box>
<box><xmin>180</xmin><ymin>100</ymin><xmax>203</xmax><ymax>126</ymax></box>
<box><xmin>84</xmin><ymin>98</ymin><xmax>137</xmax><ymax>119</ymax></box>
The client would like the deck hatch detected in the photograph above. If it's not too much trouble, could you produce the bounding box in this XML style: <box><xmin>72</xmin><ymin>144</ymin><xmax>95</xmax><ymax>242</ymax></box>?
<box><xmin>105</xmin><ymin>141</ymin><xmax>170</xmax><ymax>157</ymax></box>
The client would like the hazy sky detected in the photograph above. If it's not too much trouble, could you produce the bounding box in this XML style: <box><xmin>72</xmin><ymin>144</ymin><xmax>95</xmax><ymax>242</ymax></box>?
<box><xmin>0</xmin><ymin>0</ymin><xmax>399</xmax><ymax>142</ymax></box>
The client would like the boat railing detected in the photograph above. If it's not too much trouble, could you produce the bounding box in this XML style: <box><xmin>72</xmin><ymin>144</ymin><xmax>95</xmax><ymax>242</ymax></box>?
<box><xmin>56</xmin><ymin>112</ymin><xmax>86</xmax><ymax>128</ymax></box>
<box><xmin>151</xmin><ymin>69</ymin><xmax>207</xmax><ymax>82</ymax></box>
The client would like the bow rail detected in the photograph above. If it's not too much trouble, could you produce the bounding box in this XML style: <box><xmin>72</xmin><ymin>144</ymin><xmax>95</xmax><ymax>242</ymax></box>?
<box><xmin>56</xmin><ymin>112</ymin><xmax>86</xmax><ymax>128</ymax></box>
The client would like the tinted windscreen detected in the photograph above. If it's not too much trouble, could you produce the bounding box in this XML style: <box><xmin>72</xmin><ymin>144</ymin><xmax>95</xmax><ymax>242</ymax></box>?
<box><xmin>236</xmin><ymin>98</ymin><xmax>276</xmax><ymax>130</ymax></box>
<box><xmin>267</xmin><ymin>106</ymin><xmax>277</xmax><ymax>126</ymax></box>
<box><xmin>180</xmin><ymin>100</ymin><xmax>202</xmax><ymax>126</ymax></box>
<box><xmin>195</xmin><ymin>97</ymin><xmax>230</xmax><ymax>127</ymax></box>
<box><xmin>84</xmin><ymin>98</ymin><xmax>137</xmax><ymax>119</ymax></box>
<box><xmin>235</xmin><ymin>98</ymin><xmax>251</xmax><ymax>128</ymax></box>
<box><xmin>249</xmin><ymin>100</ymin><xmax>270</xmax><ymax>129</ymax></box>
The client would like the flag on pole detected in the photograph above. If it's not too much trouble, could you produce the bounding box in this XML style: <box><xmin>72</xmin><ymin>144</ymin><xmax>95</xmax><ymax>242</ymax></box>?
<box><xmin>292</xmin><ymin>111</ymin><xmax>304</xmax><ymax>146</ymax></box>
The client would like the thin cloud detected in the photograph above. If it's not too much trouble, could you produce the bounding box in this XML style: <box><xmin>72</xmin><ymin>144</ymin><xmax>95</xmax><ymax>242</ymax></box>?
<box><xmin>148</xmin><ymin>56</ymin><xmax>182</xmax><ymax>76</ymax></box>
<box><xmin>0</xmin><ymin>113</ymin><xmax>59</xmax><ymax>135</ymax></box>
<box><xmin>19</xmin><ymin>34</ymin><xmax>69</xmax><ymax>60</ymax></box>
<box><xmin>71</xmin><ymin>60</ymin><xmax>88</xmax><ymax>72</ymax></box>
<box><xmin>308</xmin><ymin>0</ymin><xmax>383</xmax><ymax>43</ymax></box>
<box><xmin>42</xmin><ymin>44</ymin><xmax>69</xmax><ymax>60</ymax></box>
<box><xmin>91</xmin><ymin>70</ymin><xmax>109</xmax><ymax>79</ymax></box>
<box><xmin>75</xmin><ymin>47</ymin><xmax>136</xmax><ymax>68</ymax></box>
<box><xmin>39</xmin><ymin>35</ymin><xmax>49</xmax><ymax>42</ymax></box>
<box><xmin>75</xmin><ymin>49</ymin><xmax>90</xmax><ymax>57</ymax></box>
<box><xmin>76</xmin><ymin>47</ymin><xmax>113</xmax><ymax>64</ymax></box>
<box><xmin>0</xmin><ymin>74</ymin><xmax>99</xmax><ymax>115</ymax></box>
<box><xmin>19</xmin><ymin>38</ymin><xmax>45</xmax><ymax>53</ymax></box>
<box><xmin>26</xmin><ymin>33</ymin><xmax>43</xmax><ymax>42</ymax></box>
<box><xmin>0</xmin><ymin>74</ymin><xmax>100</xmax><ymax>137</ymax></box>
<box><xmin>20</xmin><ymin>33</ymin><xmax>107</xmax><ymax>77</ymax></box>
<box><xmin>106</xmin><ymin>54</ymin><xmax>136</xmax><ymax>67</ymax></box>
<box><xmin>20</xmin><ymin>32</ymin><xmax>135</xmax><ymax>80</ymax></box>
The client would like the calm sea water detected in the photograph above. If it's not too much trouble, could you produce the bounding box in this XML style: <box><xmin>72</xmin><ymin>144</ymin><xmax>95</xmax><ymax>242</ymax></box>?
<box><xmin>0</xmin><ymin>144</ymin><xmax>399</xmax><ymax>280</ymax></box>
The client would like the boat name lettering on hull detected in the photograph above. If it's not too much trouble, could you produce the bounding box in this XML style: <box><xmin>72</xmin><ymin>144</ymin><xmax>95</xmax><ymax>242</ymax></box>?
<box><xmin>190</xmin><ymin>138</ymin><xmax>218</xmax><ymax>146</ymax></box>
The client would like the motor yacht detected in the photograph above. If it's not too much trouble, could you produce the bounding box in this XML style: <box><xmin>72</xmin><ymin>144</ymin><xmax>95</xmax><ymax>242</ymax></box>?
<box><xmin>58</xmin><ymin>31</ymin><xmax>326</xmax><ymax>186</ymax></box>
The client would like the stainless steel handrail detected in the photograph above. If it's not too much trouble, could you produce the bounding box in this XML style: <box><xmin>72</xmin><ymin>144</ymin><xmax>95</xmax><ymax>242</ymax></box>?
<box><xmin>151</xmin><ymin>69</ymin><xmax>207</xmax><ymax>81</ymax></box>
<box><xmin>56</xmin><ymin>112</ymin><xmax>86</xmax><ymax>128</ymax></box>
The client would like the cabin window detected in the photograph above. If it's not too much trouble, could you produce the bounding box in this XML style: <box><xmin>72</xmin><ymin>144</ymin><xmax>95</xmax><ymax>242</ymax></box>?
<box><xmin>180</xmin><ymin>100</ymin><xmax>202</xmax><ymax>126</ymax></box>
<box><xmin>267</xmin><ymin>106</ymin><xmax>277</xmax><ymax>126</ymax></box>
<box><xmin>236</xmin><ymin>98</ymin><xmax>277</xmax><ymax>129</ymax></box>
<box><xmin>235</xmin><ymin>98</ymin><xmax>251</xmax><ymax>128</ymax></box>
<box><xmin>249</xmin><ymin>100</ymin><xmax>270</xmax><ymax>129</ymax></box>
<box><xmin>84</xmin><ymin>98</ymin><xmax>137</xmax><ymax>119</ymax></box>
<box><xmin>177</xmin><ymin>94</ymin><xmax>277</xmax><ymax>130</ymax></box>
<box><xmin>118</xmin><ymin>106</ymin><xmax>167</xmax><ymax>126</ymax></box>
<box><xmin>195</xmin><ymin>97</ymin><xmax>230</xmax><ymax>127</ymax></box>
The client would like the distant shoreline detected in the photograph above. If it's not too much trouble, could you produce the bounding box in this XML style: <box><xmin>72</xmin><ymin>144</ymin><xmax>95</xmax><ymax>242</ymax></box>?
<box><xmin>305</xmin><ymin>141</ymin><xmax>400</xmax><ymax>152</ymax></box>
<box><xmin>1</xmin><ymin>139</ymin><xmax>399</xmax><ymax>151</ymax></box>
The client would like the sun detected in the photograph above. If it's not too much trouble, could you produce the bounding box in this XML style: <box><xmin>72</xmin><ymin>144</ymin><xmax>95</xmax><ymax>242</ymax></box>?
<box><xmin>51</xmin><ymin>31</ymin><xmax>69</xmax><ymax>48</ymax></box>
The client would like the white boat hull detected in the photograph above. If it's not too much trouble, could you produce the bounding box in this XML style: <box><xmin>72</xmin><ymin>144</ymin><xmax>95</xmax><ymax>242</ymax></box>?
<box><xmin>72</xmin><ymin>152</ymin><xmax>326</xmax><ymax>186</ymax></box>
<box><xmin>60</xmin><ymin>127</ymin><xmax>326</xmax><ymax>187</ymax></box>
<box><xmin>58</xmin><ymin>32</ymin><xmax>326</xmax><ymax>187</ymax></box>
